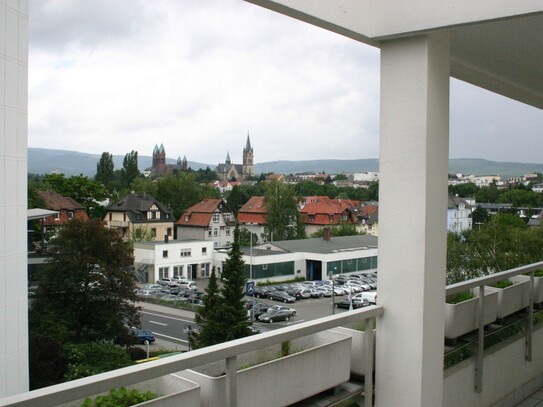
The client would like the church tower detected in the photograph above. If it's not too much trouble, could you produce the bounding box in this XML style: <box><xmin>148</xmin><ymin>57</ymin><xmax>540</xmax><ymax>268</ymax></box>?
<box><xmin>242</xmin><ymin>132</ymin><xmax>254</xmax><ymax>177</ymax></box>
<box><xmin>152</xmin><ymin>143</ymin><xmax>166</xmax><ymax>175</ymax></box>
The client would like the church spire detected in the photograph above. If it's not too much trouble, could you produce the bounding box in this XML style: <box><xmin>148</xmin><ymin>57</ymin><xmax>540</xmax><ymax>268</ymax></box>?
<box><xmin>245</xmin><ymin>132</ymin><xmax>252</xmax><ymax>151</ymax></box>
<box><xmin>225</xmin><ymin>151</ymin><xmax>231</xmax><ymax>165</ymax></box>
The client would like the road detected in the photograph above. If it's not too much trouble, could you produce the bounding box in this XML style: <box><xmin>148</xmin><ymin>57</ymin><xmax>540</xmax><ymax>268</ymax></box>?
<box><xmin>139</xmin><ymin>292</ymin><xmax>360</xmax><ymax>351</ymax></box>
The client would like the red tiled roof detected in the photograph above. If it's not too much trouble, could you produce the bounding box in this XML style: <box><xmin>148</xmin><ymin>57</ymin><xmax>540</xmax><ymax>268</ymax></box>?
<box><xmin>239</xmin><ymin>196</ymin><xmax>266</xmax><ymax>214</ymax></box>
<box><xmin>38</xmin><ymin>190</ymin><xmax>85</xmax><ymax>210</ymax></box>
<box><xmin>176</xmin><ymin>198</ymin><xmax>229</xmax><ymax>227</ymax></box>
<box><xmin>300</xmin><ymin>199</ymin><xmax>357</xmax><ymax>225</ymax></box>
<box><xmin>359</xmin><ymin>204</ymin><xmax>378</xmax><ymax>217</ymax></box>
<box><xmin>238</xmin><ymin>213</ymin><xmax>267</xmax><ymax>224</ymax></box>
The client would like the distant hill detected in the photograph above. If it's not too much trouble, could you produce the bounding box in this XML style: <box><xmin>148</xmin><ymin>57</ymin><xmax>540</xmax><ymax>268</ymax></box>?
<box><xmin>28</xmin><ymin>148</ymin><xmax>543</xmax><ymax>179</ymax></box>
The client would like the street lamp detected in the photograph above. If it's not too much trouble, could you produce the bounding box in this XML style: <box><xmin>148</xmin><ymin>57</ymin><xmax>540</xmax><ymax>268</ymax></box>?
<box><xmin>245</xmin><ymin>223</ymin><xmax>257</xmax><ymax>322</ymax></box>
<box><xmin>331</xmin><ymin>266</ymin><xmax>337</xmax><ymax>315</ymax></box>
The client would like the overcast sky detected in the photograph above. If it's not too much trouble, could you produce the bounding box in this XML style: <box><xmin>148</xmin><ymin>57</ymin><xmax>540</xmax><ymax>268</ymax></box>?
<box><xmin>28</xmin><ymin>0</ymin><xmax>543</xmax><ymax>165</ymax></box>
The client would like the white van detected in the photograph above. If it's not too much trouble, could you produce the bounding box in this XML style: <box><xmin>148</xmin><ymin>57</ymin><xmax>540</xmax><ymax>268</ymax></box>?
<box><xmin>355</xmin><ymin>291</ymin><xmax>377</xmax><ymax>305</ymax></box>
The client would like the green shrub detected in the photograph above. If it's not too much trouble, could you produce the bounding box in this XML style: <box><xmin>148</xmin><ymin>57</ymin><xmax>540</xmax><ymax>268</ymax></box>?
<box><xmin>447</xmin><ymin>292</ymin><xmax>475</xmax><ymax>304</ymax></box>
<box><xmin>63</xmin><ymin>343</ymin><xmax>132</xmax><ymax>381</ymax></box>
<box><xmin>534</xmin><ymin>269</ymin><xmax>543</xmax><ymax>277</ymax></box>
<box><xmin>81</xmin><ymin>387</ymin><xmax>156</xmax><ymax>407</ymax></box>
<box><xmin>494</xmin><ymin>280</ymin><xmax>513</xmax><ymax>289</ymax></box>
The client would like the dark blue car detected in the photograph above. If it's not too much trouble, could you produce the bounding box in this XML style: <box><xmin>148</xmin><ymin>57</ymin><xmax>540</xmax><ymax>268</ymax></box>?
<box><xmin>130</xmin><ymin>328</ymin><xmax>155</xmax><ymax>344</ymax></box>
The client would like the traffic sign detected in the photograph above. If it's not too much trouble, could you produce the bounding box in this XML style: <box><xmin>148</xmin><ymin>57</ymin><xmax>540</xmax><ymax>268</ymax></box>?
<box><xmin>245</xmin><ymin>281</ymin><xmax>255</xmax><ymax>296</ymax></box>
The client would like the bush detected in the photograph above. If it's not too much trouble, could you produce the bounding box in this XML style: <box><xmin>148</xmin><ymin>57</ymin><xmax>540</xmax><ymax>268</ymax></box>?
<box><xmin>126</xmin><ymin>347</ymin><xmax>147</xmax><ymax>361</ymax></box>
<box><xmin>81</xmin><ymin>387</ymin><xmax>156</xmax><ymax>407</ymax></box>
<box><xmin>494</xmin><ymin>279</ymin><xmax>513</xmax><ymax>289</ymax></box>
<box><xmin>63</xmin><ymin>343</ymin><xmax>132</xmax><ymax>381</ymax></box>
<box><xmin>447</xmin><ymin>292</ymin><xmax>475</xmax><ymax>304</ymax></box>
<box><xmin>29</xmin><ymin>335</ymin><xmax>67</xmax><ymax>390</ymax></box>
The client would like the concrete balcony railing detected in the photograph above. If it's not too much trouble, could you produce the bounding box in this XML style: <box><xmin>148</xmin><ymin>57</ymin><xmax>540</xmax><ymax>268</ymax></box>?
<box><xmin>3</xmin><ymin>261</ymin><xmax>543</xmax><ymax>407</ymax></box>
<box><xmin>0</xmin><ymin>307</ymin><xmax>382</xmax><ymax>407</ymax></box>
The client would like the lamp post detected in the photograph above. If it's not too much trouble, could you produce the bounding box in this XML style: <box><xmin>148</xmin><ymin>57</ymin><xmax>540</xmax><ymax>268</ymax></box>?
<box><xmin>331</xmin><ymin>266</ymin><xmax>337</xmax><ymax>315</ymax></box>
<box><xmin>250</xmin><ymin>226</ymin><xmax>254</xmax><ymax>322</ymax></box>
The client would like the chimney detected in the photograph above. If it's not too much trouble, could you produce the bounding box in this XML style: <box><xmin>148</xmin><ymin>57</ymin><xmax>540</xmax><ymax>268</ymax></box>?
<box><xmin>323</xmin><ymin>227</ymin><xmax>331</xmax><ymax>241</ymax></box>
<box><xmin>164</xmin><ymin>234</ymin><xmax>169</xmax><ymax>244</ymax></box>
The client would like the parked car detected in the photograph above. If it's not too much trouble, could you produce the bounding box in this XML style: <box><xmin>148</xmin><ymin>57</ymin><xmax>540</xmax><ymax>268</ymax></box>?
<box><xmin>251</xmin><ymin>302</ymin><xmax>271</xmax><ymax>318</ymax></box>
<box><xmin>137</xmin><ymin>289</ymin><xmax>161</xmax><ymax>298</ymax></box>
<box><xmin>267</xmin><ymin>290</ymin><xmax>296</xmax><ymax>303</ymax></box>
<box><xmin>160</xmin><ymin>294</ymin><xmax>181</xmax><ymax>302</ymax></box>
<box><xmin>178</xmin><ymin>281</ymin><xmax>198</xmax><ymax>290</ymax></box>
<box><xmin>335</xmin><ymin>297</ymin><xmax>369</xmax><ymax>309</ymax></box>
<box><xmin>157</xmin><ymin>277</ymin><xmax>179</xmax><ymax>287</ymax></box>
<box><xmin>130</xmin><ymin>328</ymin><xmax>155</xmax><ymax>344</ymax></box>
<box><xmin>258</xmin><ymin>305</ymin><xmax>296</xmax><ymax>323</ymax></box>
<box><xmin>287</xmin><ymin>287</ymin><xmax>311</xmax><ymax>300</ymax></box>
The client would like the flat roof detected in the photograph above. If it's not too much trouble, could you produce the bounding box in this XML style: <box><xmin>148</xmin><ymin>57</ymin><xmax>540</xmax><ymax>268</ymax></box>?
<box><xmin>256</xmin><ymin>235</ymin><xmax>378</xmax><ymax>255</ymax></box>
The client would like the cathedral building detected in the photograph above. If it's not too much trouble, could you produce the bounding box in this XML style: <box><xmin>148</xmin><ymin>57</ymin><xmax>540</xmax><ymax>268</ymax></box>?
<box><xmin>216</xmin><ymin>134</ymin><xmax>254</xmax><ymax>182</ymax></box>
<box><xmin>150</xmin><ymin>143</ymin><xmax>188</xmax><ymax>177</ymax></box>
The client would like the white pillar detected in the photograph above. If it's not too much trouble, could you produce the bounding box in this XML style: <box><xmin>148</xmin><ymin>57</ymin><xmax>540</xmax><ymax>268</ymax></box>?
<box><xmin>376</xmin><ymin>32</ymin><xmax>449</xmax><ymax>407</ymax></box>
<box><xmin>0</xmin><ymin>0</ymin><xmax>29</xmax><ymax>397</ymax></box>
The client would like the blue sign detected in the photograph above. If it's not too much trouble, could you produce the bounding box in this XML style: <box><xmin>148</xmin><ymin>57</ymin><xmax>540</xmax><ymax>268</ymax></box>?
<box><xmin>246</xmin><ymin>281</ymin><xmax>255</xmax><ymax>296</ymax></box>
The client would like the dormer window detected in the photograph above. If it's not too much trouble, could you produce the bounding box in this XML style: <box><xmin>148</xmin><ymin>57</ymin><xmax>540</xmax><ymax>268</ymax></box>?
<box><xmin>212</xmin><ymin>213</ymin><xmax>220</xmax><ymax>223</ymax></box>
<box><xmin>185</xmin><ymin>215</ymin><xmax>190</xmax><ymax>222</ymax></box>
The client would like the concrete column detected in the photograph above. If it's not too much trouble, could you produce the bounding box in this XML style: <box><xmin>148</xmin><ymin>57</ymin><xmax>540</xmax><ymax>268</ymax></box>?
<box><xmin>375</xmin><ymin>32</ymin><xmax>449</xmax><ymax>407</ymax></box>
<box><xmin>0</xmin><ymin>0</ymin><xmax>29</xmax><ymax>397</ymax></box>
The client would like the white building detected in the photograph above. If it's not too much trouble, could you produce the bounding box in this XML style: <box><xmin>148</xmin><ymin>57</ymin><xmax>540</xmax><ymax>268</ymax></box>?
<box><xmin>134</xmin><ymin>240</ymin><xmax>214</xmax><ymax>282</ymax></box>
<box><xmin>447</xmin><ymin>195</ymin><xmax>473</xmax><ymax>233</ymax></box>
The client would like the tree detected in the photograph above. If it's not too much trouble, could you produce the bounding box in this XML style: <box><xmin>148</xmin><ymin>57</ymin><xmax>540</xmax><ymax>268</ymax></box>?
<box><xmin>225</xmin><ymin>185</ymin><xmax>247</xmax><ymax>216</ymax></box>
<box><xmin>95</xmin><ymin>152</ymin><xmax>115</xmax><ymax>191</ymax></box>
<box><xmin>238</xmin><ymin>228</ymin><xmax>259</xmax><ymax>247</ymax></box>
<box><xmin>333</xmin><ymin>173</ymin><xmax>348</xmax><ymax>181</ymax></box>
<box><xmin>190</xmin><ymin>228</ymin><xmax>252</xmax><ymax>348</ymax></box>
<box><xmin>129</xmin><ymin>225</ymin><xmax>157</xmax><ymax>242</ymax></box>
<box><xmin>190</xmin><ymin>269</ymin><xmax>223</xmax><ymax>349</ymax></box>
<box><xmin>121</xmin><ymin>150</ymin><xmax>140</xmax><ymax>188</ymax></box>
<box><xmin>265</xmin><ymin>180</ymin><xmax>305</xmax><ymax>241</ymax></box>
<box><xmin>219</xmin><ymin>227</ymin><xmax>253</xmax><ymax>341</ymax></box>
<box><xmin>311</xmin><ymin>223</ymin><xmax>359</xmax><ymax>238</ymax></box>
<box><xmin>30</xmin><ymin>219</ymin><xmax>140</xmax><ymax>344</ymax></box>
<box><xmin>42</xmin><ymin>174</ymin><xmax>108</xmax><ymax>218</ymax></box>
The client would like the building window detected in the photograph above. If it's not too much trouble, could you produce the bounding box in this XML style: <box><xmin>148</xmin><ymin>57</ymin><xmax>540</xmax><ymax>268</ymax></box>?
<box><xmin>123</xmin><ymin>213</ymin><xmax>126</xmax><ymax>221</ymax></box>
<box><xmin>167</xmin><ymin>227</ymin><xmax>172</xmax><ymax>236</ymax></box>
<box><xmin>329</xmin><ymin>215</ymin><xmax>334</xmax><ymax>223</ymax></box>
<box><xmin>214</xmin><ymin>242</ymin><xmax>219</xmax><ymax>248</ymax></box>
<box><xmin>162</xmin><ymin>250</ymin><xmax>168</xmax><ymax>258</ymax></box>
<box><xmin>208</xmin><ymin>229</ymin><xmax>212</xmax><ymax>237</ymax></box>
<box><xmin>212</xmin><ymin>213</ymin><xmax>220</xmax><ymax>223</ymax></box>
<box><xmin>202</xmin><ymin>247</ymin><xmax>207</xmax><ymax>255</ymax></box>
<box><xmin>214</xmin><ymin>228</ymin><xmax>219</xmax><ymax>237</ymax></box>
<box><xmin>54</xmin><ymin>213</ymin><xmax>60</xmax><ymax>220</ymax></box>
<box><xmin>185</xmin><ymin>215</ymin><xmax>190</xmax><ymax>222</ymax></box>
<box><xmin>165</xmin><ymin>213</ymin><xmax>170</xmax><ymax>219</ymax></box>
<box><xmin>108</xmin><ymin>213</ymin><xmax>112</xmax><ymax>221</ymax></box>
<box><xmin>68</xmin><ymin>211</ymin><xmax>74</xmax><ymax>219</ymax></box>
<box><xmin>262</xmin><ymin>264</ymin><xmax>268</xmax><ymax>270</ymax></box>
<box><xmin>201</xmin><ymin>263</ymin><xmax>210</xmax><ymax>277</ymax></box>
<box><xmin>180</xmin><ymin>249</ymin><xmax>191</xmax><ymax>257</ymax></box>
<box><xmin>173</xmin><ymin>265</ymin><xmax>183</xmax><ymax>277</ymax></box>
<box><xmin>151</xmin><ymin>228</ymin><xmax>157</xmax><ymax>237</ymax></box>
<box><xmin>308</xmin><ymin>215</ymin><xmax>314</xmax><ymax>222</ymax></box>
<box><xmin>159</xmin><ymin>267</ymin><xmax>169</xmax><ymax>279</ymax></box>
<box><xmin>225</xmin><ymin>228</ymin><xmax>230</xmax><ymax>236</ymax></box>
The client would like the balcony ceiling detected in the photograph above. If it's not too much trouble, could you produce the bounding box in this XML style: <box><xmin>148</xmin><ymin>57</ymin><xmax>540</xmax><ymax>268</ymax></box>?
<box><xmin>244</xmin><ymin>0</ymin><xmax>543</xmax><ymax>109</ymax></box>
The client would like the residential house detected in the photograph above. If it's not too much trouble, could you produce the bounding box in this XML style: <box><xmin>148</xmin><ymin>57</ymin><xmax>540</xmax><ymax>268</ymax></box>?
<box><xmin>36</xmin><ymin>190</ymin><xmax>89</xmax><ymax>235</ymax></box>
<box><xmin>447</xmin><ymin>194</ymin><xmax>473</xmax><ymax>233</ymax></box>
<box><xmin>176</xmin><ymin>199</ymin><xmax>236</xmax><ymax>248</ymax></box>
<box><xmin>210</xmin><ymin>180</ymin><xmax>240</xmax><ymax>195</ymax></box>
<box><xmin>358</xmin><ymin>203</ymin><xmax>379</xmax><ymax>236</ymax></box>
<box><xmin>134</xmin><ymin>239</ymin><xmax>214</xmax><ymax>282</ymax></box>
<box><xmin>103</xmin><ymin>193</ymin><xmax>175</xmax><ymax>241</ymax></box>
<box><xmin>299</xmin><ymin>197</ymin><xmax>359</xmax><ymax>236</ymax></box>
<box><xmin>237</xmin><ymin>196</ymin><xmax>268</xmax><ymax>242</ymax></box>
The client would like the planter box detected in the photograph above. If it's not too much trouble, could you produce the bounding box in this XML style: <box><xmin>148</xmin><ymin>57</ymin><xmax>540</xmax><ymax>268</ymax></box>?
<box><xmin>511</xmin><ymin>274</ymin><xmax>543</xmax><ymax>304</ymax></box>
<box><xmin>179</xmin><ymin>331</ymin><xmax>351</xmax><ymax>407</ymax></box>
<box><xmin>58</xmin><ymin>374</ymin><xmax>200</xmax><ymax>407</ymax></box>
<box><xmin>330</xmin><ymin>326</ymin><xmax>375</xmax><ymax>377</ymax></box>
<box><xmin>486</xmin><ymin>279</ymin><xmax>530</xmax><ymax>319</ymax></box>
<box><xmin>444</xmin><ymin>290</ymin><xmax>498</xmax><ymax>340</ymax></box>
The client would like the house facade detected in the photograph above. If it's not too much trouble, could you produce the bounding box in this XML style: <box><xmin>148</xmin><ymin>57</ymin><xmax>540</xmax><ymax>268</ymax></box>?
<box><xmin>299</xmin><ymin>197</ymin><xmax>359</xmax><ymax>236</ymax></box>
<box><xmin>237</xmin><ymin>196</ymin><xmax>268</xmax><ymax>242</ymax></box>
<box><xmin>134</xmin><ymin>239</ymin><xmax>214</xmax><ymax>282</ymax></box>
<box><xmin>447</xmin><ymin>195</ymin><xmax>473</xmax><ymax>233</ymax></box>
<box><xmin>36</xmin><ymin>190</ymin><xmax>89</xmax><ymax>235</ymax></box>
<box><xmin>176</xmin><ymin>199</ymin><xmax>236</xmax><ymax>248</ymax></box>
<box><xmin>103</xmin><ymin>193</ymin><xmax>175</xmax><ymax>241</ymax></box>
